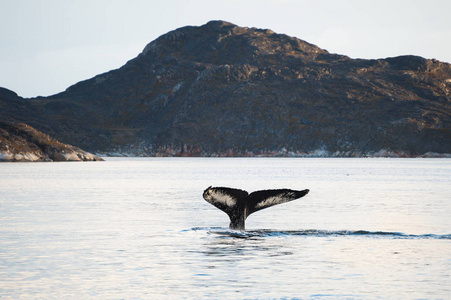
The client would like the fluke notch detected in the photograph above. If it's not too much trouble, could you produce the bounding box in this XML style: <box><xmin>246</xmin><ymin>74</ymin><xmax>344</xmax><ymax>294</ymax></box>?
<box><xmin>203</xmin><ymin>187</ymin><xmax>309</xmax><ymax>230</ymax></box>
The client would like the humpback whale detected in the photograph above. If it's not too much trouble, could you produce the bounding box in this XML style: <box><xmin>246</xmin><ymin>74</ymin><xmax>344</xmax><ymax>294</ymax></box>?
<box><xmin>203</xmin><ymin>187</ymin><xmax>309</xmax><ymax>230</ymax></box>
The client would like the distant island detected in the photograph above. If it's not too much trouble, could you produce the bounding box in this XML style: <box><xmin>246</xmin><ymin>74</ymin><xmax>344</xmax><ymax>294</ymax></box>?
<box><xmin>1</xmin><ymin>20</ymin><xmax>450</xmax><ymax>161</ymax></box>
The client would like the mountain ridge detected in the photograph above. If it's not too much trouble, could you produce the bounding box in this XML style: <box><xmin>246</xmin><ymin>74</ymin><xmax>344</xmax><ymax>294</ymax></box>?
<box><xmin>1</xmin><ymin>20</ymin><xmax>450</xmax><ymax>158</ymax></box>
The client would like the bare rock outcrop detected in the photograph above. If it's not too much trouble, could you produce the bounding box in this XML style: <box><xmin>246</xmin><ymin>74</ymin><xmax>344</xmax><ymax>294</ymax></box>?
<box><xmin>0</xmin><ymin>121</ymin><xmax>103</xmax><ymax>162</ymax></box>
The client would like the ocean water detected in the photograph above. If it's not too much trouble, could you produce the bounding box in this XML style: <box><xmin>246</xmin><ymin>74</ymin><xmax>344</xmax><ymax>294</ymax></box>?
<box><xmin>0</xmin><ymin>158</ymin><xmax>450</xmax><ymax>299</ymax></box>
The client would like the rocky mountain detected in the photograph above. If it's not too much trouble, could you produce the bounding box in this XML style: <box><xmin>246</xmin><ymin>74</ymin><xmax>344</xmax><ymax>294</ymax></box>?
<box><xmin>1</xmin><ymin>20</ymin><xmax>450</xmax><ymax>157</ymax></box>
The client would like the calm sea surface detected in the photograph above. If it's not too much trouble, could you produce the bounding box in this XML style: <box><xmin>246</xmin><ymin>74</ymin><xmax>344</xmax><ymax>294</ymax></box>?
<box><xmin>1</xmin><ymin>158</ymin><xmax>450</xmax><ymax>299</ymax></box>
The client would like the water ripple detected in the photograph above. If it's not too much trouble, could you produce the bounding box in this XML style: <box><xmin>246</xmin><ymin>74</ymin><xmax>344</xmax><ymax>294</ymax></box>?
<box><xmin>189</xmin><ymin>227</ymin><xmax>451</xmax><ymax>239</ymax></box>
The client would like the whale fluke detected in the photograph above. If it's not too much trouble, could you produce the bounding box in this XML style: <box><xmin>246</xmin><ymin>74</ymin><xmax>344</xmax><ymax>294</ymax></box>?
<box><xmin>203</xmin><ymin>187</ymin><xmax>309</xmax><ymax>230</ymax></box>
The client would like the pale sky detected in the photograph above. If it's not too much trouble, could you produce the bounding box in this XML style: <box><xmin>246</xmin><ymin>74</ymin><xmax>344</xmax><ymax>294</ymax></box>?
<box><xmin>1</xmin><ymin>0</ymin><xmax>450</xmax><ymax>98</ymax></box>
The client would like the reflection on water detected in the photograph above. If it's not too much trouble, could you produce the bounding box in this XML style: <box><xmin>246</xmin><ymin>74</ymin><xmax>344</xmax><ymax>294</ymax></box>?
<box><xmin>1</xmin><ymin>158</ymin><xmax>450</xmax><ymax>299</ymax></box>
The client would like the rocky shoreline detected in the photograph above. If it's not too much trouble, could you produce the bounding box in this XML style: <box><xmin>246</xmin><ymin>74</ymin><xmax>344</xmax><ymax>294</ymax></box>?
<box><xmin>1</xmin><ymin>121</ymin><xmax>448</xmax><ymax>161</ymax></box>
<box><xmin>0</xmin><ymin>122</ymin><xmax>103</xmax><ymax>162</ymax></box>
<box><xmin>100</xmin><ymin>144</ymin><xmax>451</xmax><ymax>158</ymax></box>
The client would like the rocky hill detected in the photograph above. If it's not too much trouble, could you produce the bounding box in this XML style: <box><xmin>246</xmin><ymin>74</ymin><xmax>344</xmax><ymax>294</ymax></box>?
<box><xmin>0</xmin><ymin>121</ymin><xmax>103</xmax><ymax>162</ymax></box>
<box><xmin>1</xmin><ymin>20</ymin><xmax>450</xmax><ymax>157</ymax></box>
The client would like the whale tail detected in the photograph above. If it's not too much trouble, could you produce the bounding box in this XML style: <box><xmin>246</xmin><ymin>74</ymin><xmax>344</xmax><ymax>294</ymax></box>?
<box><xmin>203</xmin><ymin>187</ymin><xmax>309</xmax><ymax>230</ymax></box>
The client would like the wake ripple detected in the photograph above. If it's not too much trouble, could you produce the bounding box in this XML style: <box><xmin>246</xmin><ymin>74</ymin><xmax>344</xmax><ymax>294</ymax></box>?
<box><xmin>189</xmin><ymin>227</ymin><xmax>451</xmax><ymax>240</ymax></box>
